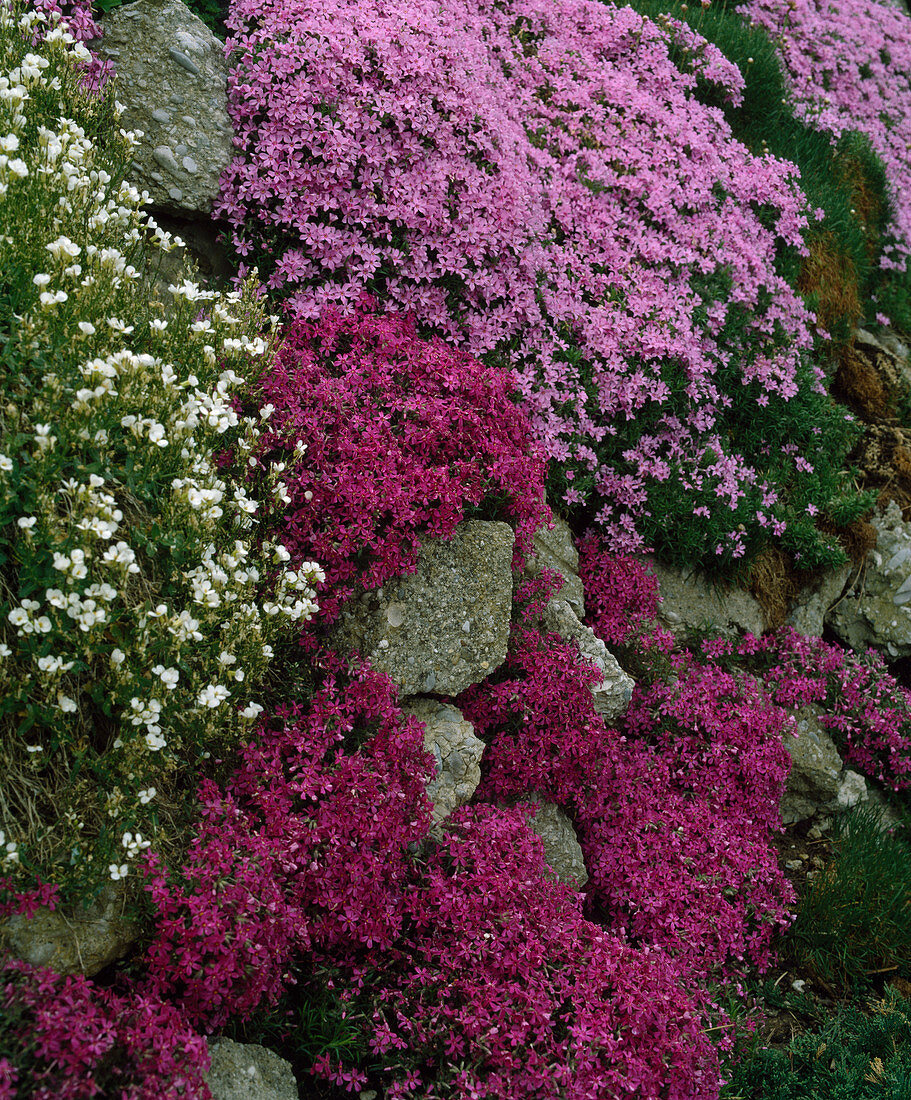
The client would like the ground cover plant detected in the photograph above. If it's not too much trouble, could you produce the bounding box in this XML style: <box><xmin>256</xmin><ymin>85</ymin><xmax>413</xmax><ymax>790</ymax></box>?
<box><xmin>741</xmin><ymin>0</ymin><xmax>911</xmax><ymax>332</ymax></box>
<box><xmin>216</xmin><ymin>0</ymin><xmax>874</xmax><ymax>574</ymax></box>
<box><xmin>723</xmin><ymin>986</ymin><xmax>911</xmax><ymax>1100</ymax></box>
<box><xmin>248</xmin><ymin>301</ymin><xmax>548</xmax><ymax>629</ymax></box>
<box><xmin>0</xmin><ymin>0</ymin><xmax>323</xmax><ymax>910</ymax></box>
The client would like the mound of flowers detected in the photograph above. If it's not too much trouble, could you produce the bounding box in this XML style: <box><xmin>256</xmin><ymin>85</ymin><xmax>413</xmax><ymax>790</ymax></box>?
<box><xmin>742</xmin><ymin>0</ymin><xmax>911</xmax><ymax>277</ymax></box>
<box><xmin>458</xmin><ymin>564</ymin><xmax>795</xmax><ymax>983</ymax></box>
<box><xmin>217</xmin><ymin>0</ymin><xmax>869</xmax><ymax>571</ymax></box>
<box><xmin>250</xmin><ymin>301</ymin><xmax>548</xmax><ymax>627</ymax></box>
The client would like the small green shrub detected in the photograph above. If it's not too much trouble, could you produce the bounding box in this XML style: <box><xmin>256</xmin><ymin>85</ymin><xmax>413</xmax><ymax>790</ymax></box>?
<box><xmin>724</xmin><ymin>988</ymin><xmax>911</xmax><ymax>1100</ymax></box>
<box><xmin>0</xmin><ymin>3</ymin><xmax>322</xmax><ymax>907</ymax></box>
<box><xmin>788</xmin><ymin>805</ymin><xmax>911</xmax><ymax>993</ymax></box>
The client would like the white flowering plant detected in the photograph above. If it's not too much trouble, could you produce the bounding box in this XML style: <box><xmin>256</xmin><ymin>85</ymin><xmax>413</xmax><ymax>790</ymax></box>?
<box><xmin>0</xmin><ymin>0</ymin><xmax>323</xmax><ymax>905</ymax></box>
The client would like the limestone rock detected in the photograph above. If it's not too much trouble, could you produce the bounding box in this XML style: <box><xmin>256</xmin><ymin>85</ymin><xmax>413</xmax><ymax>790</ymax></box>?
<box><xmin>542</xmin><ymin>598</ymin><xmax>634</xmax><ymax>722</ymax></box>
<box><xmin>522</xmin><ymin>796</ymin><xmax>588</xmax><ymax>888</ymax></box>
<box><xmin>98</xmin><ymin>0</ymin><xmax>234</xmax><ymax>214</ymax></box>
<box><xmin>206</xmin><ymin>1039</ymin><xmax>298</xmax><ymax>1100</ymax></box>
<box><xmin>786</xmin><ymin>562</ymin><xmax>852</xmax><ymax>637</ymax></box>
<box><xmin>828</xmin><ymin>501</ymin><xmax>911</xmax><ymax>657</ymax></box>
<box><xmin>646</xmin><ymin>558</ymin><xmax>766</xmax><ymax>638</ymax></box>
<box><xmin>404</xmin><ymin>699</ymin><xmax>484</xmax><ymax>823</ymax></box>
<box><xmin>331</xmin><ymin>521</ymin><xmax>514</xmax><ymax>696</ymax></box>
<box><xmin>525</xmin><ymin>513</ymin><xmax>585</xmax><ymax>619</ymax></box>
<box><xmin>0</xmin><ymin>884</ymin><xmax>138</xmax><ymax>977</ymax></box>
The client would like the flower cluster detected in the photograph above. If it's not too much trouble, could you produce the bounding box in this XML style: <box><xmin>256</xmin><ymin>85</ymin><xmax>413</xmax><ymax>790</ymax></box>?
<box><xmin>253</xmin><ymin>301</ymin><xmax>548</xmax><ymax>626</ymax></box>
<box><xmin>0</xmin><ymin>958</ymin><xmax>209</xmax><ymax>1100</ymax></box>
<box><xmin>458</xmin><ymin>569</ymin><xmax>794</xmax><ymax>984</ymax></box>
<box><xmin>0</xmin><ymin>2</ymin><xmax>322</xmax><ymax>903</ymax></box>
<box><xmin>316</xmin><ymin>805</ymin><xmax>721</xmax><ymax>1100</ymax></box>
<box><xmin>141</xmin><ymin>664</ymin><xmax>434</xmax><ymax>1029</ymax></box>
<box><xmin>215</xmin><ymin>0</ymin><xmax>865</xmax><ymax>569</ymax></box>
<box><xmin>717</xmin><ymin>627</ymin><xmax>911</xmax><ymax>792</ymax></box>
<box><xmin>742</xmin><ymin>0</ymin><xmax>911</xmax><ymax>271</ymax></box>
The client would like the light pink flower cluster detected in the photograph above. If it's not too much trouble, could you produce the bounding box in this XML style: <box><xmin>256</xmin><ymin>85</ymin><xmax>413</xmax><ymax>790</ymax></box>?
<box><xmin>741</xmin><ymin>0</ymin><xmax>911</xmax><ymax>270</ymax></box>
<box><xmin>217</xmin><ymin>0</ymin><xmax>818</xmax><ymax>552</ymax></box>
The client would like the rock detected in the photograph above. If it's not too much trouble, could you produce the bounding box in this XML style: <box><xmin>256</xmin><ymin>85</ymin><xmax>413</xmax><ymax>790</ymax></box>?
<box><xmin>780</xmin><ymin>706</ymin><xmax>850</xmax><ymax>825</ymax></box>
<box><xmin>331</xmin><ymin>521</ymin><xmax>514</xmax><ymax>696</ymax></box>
<box><xmin>542</xmin><ymin>598</ymin><xmax>634</xmax><ymax>722</ymax></box>
<box><xmin>834</xmin><ymin>769</ymin><xmax>868</xmax><ymax>813</ymax></box>
<box><xmin>522</xmin><ymin>796</ymin><xmax>588</xmax><ymax>888</ymax></box>
<box><xmin>646</xmin><ymin>558</ymin><xmax>766</xmax><ymax>639</ymax></box>
<box><xmin>525</xmin><ymin>513</ymin><xmax>585</xmax><ymax>619</ymax></box>
<box><xmin>0</xmin><ymin>884</ymin><xmax>138</xmax><ymax>977</ymax></box>
<box><xmin>828</xmin><ymin>501</ymin><xmax>911</xmax><ymax>657</ymax></box>
<box><xmin>786</xmin><ymin>562</ymin><xmax>852</xmax><ymax>637</ymax></box>
<box><xmin>206</xmin><ymin>1039</ymin><xmax>299</xmax><ymax>1100</ymax></box>
<box><xmin>98</xmin><ymin>0</ymin><xmax>234</xmax><ymax>215</ymax></box>
<box><xmin>404</xmin><ymin>699</ymin><xmax>484</xmax><ymax>823</ymax></box>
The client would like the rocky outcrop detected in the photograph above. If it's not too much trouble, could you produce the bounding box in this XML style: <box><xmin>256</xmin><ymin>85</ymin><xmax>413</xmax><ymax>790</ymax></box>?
<box><xmin>522</xmin><ymin>796</ymin><xmax>588</xmax><ymax>889</ymax></box>
<box><xmin>542</xmin><ymin>598</ymin><xmax>634</xmax><ymax>722</ymax></box>
<box><xmin>828</xmin><ymin>501</ymin><xmax>911</xmax><ymax>657</ymax></box>
<box><xmin>780</xmin><ymin>706</ymin><xmax>869</xmax><ymax>824</ymax></box>
<box><xmin>647</xmin><ymin>558</ymin><xmax>766</xmax><ymax>638</ymax></box>
<box><xmin>404</xmin><ymin>699</ymin><xmax>485</xmax><ymax>824</ymax></box>
<box><xmin>786</xmin><ymin>563</ymin><xmax>852</xmax><ymax>637</ymax></box>
<box><xmin>205</xmin><ymin>1039</ymin><xmax>299</xmax><ymax>1100</ymax></box>
<box><xmin>97</xmin><ymin>0</ymin><xmax>234</xmax><ymax>215</ymax></box>
<box><xmin>0</xmin><ymin>884</ymin><xmax>138</xmax><ymax>977</ymax></box>
<box><xmin>331</xmin><ymin>521</ymin><xmax>515</xmax><ymax>696</ymax></box>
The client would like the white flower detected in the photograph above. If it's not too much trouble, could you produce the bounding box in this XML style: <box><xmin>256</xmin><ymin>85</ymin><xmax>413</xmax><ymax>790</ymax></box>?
<box><xmin>16</xmin><ymin>516</ymin><xmax>36</xmax><ymax>529</ymax></box>
<box><xmin>197</xmin><ymin>683</ymin><xmax>230</xmax><ymax>708</ymax></box>
<box><xmin>0</xmin><ymin>134</ymin><xmax>19</xmax><ymax>152</ymax></box>
<box><xmin>32</xmin><ymin>272</ymin><xmax>51</xmax><ymax>287</ymax></box>
<box><xmin>57</xmin><ymin>693</ymin><xmax>77</xmax><ymax>713</ymax></box>
<box><xmin>109</xmin><ymin>863</ymin><xmax>129</xmax><ymax>881</ymax></box>
<box><xmin>145</xmin><ymin>731</ymin><xmax>166</xmax><ymax>752</ymax></box>
<box><xmin>46</xmin><ymin>235</ymin><xmax>81</xmax><ymax>260</ymax></box>
<box><xmin>77</xmin><ymin>321</ymin><xmax>95</xmax><ymax>335</ymax></box>
<box><xmin>0</xmin><ymin>644</ymin><xmax>10</xmax><ymax>657</ymax></box>
<box><xmin>111</xmin><ymin>648</ymin><xmax>126</xmax><ymax>665</ymax></box>
<box><xmin>152</xmin><ymin>664</ymin><xmax>179</xmax><ymax>689</ymax></box>
<box><xmin>240</xmin><ymin>702</ymin><xmax>264</xmax><ymax>719</ymax></box>
<box><xmin>0</xmin><ymin>455</ymin><xmax>11</xmax><ymax>471</ymax></box>
<box><xmin>137</xmin><ymin>787</ymin><xmax>157</xmax><ymax>804</ymax></box>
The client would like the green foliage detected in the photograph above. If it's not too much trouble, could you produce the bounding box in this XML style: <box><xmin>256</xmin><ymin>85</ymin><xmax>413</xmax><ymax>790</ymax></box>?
<box><xmin>724</xmin><ymin>988</ymin><xmax>911</xmax><ymax>1100</ymax></box>
<box><xmin>787</xmin><ymin>805</ymin><xmax>911</xmax><ymax>993</ymax></box>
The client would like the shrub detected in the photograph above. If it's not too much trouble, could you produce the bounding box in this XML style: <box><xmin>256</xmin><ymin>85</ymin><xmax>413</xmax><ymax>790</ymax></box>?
<box><xmin>251</xmin><ymin>302</ymin><xmax>548</xmax><ymax>627</ymax></box>
<box><xmin>217</xmin><ymin>0</ymin><xmax>868</xmax><ymax>572</ymax></box>
<box><xmin>315</xmin><ymin>805</ymin><xmax>722</xmax><ymax>1100</ymax></box>
<box><xmin>0</xmin><ymin>0</ymin><xmax>323</xmax><ymax>907</ymax></box>
<box><xmin>0</xmin><ymin>957</ymin><xmax>209</xmax><ymax>1100</ymax></box>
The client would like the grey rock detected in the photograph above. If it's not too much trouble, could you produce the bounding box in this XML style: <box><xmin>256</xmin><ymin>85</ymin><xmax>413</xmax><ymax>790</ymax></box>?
<box><xmin>0</xmin><ymin>884</ymin><xmax>138</xmax><ymax>976</ymax></box>
<box><xmin>331</xmin><ymin>521</ymin><xmax>514</xmax><ymax>695</ymax></box>
<box><xmin>834</xmin><ymin>769</ymin><xmax>868</xmax><ymax>813</ymax></box>
<box><xmin>780</xmin><ymin>706</ymin><xmax>847</xmax><ymax>824</ymax></box>
<box><xmin>542</xmin><ymin>598</ymin><xmax>634</xmax><ymax>722</ymax></box>
<box><xmin>787</xmin><ymin>563</ymin><xmax>852</xmax><ymax>637</ymax></box>
<box><xmin>828</xmin><ymin>501</ymin><xmax>911</xmax><ymax>657</ymax></box>
<box><xmin>524</xmin><ymin>512</ymin><xmax>585</xmax><ymax>619</ymax></box>
<box><xmin>206</xmin><ymin>1039</ymin><xmax>299</xmax><ymax>1100</ymax></box>
<box><xmin>404</xmin><ymin>699</ymin><xmax>484</xmax><ymax>823</ymax></box>
<box><xmin>521</xmin><ymin>795</ymin><xmax>588</xmax><ymax>888</ymax></box>
<box><xmin>646</xmin><ymin>557</ymin><xmax>766</xmax><ymax>638</ymax></box>
<box><xmin>100</xmin><ymin>0</ymin><xmax>234</xmax><ymax>214</ymax></box>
